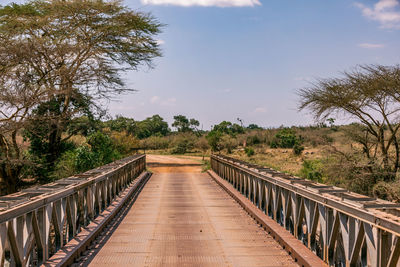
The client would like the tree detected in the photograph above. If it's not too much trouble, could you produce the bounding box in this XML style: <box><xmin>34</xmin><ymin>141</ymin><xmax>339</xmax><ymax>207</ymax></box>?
<box><xmin>105</xmin><ymin>116</ymin><xmax>136</xmax><ymax>135</ymax></box>
<box><xmin>0</xmin><ymin>0</ymin><xmax>162</xmax><ymax>192</ymax></box>
<box><xmin>172</xmin><ymin>115</ymin><xmax>200</xmax><ymax>133</ymax></box>
<box><xmin>299</xmin><ymin>65</ymin><xmax>400</xmax><ymax>180</ymax></box>
<box><xmin>206</xmin><ymin>130</ymin><xmax>223</xmax><ymax>152</ymax></box>
<box><xmin>135</xmin><ymin>115</ymin><xmax>169</xmax><ymax>139</ymax></box>
<box><xmin>212</xmin><ymin>121</ymin><xmax>244</xmax><ymax>136</ymax></box>
<box><xmin>247</xmin><ymin>124</ymin><xmax>263</xmax><ymax>130</ymax></box>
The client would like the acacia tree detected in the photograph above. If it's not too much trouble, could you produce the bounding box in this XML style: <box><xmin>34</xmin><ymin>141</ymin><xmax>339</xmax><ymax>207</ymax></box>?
<box><xmin>298</xmin><ymin>65</ymin><xmax>400</xmax><ymax>181</ymax></box>
<box><xmin>0</xmin><ymin>0</ymin><xmax>162</xmax><ymax>192</ymax></box>
<box><xmin>172</xmin><ymin>115</ymin><xmax>200</xmax><ymax>133</ymax></box>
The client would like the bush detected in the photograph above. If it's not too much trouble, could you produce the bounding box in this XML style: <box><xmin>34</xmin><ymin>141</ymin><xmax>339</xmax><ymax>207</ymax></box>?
<box><xmin>245</xmin><ymin>147</ymin><xmax>255</xmax><ymax>157</ymax></box>
<box><xmin>171</xmin><ymin>134</ymin><xmax>195</xmax><ymax>154</ymax></box>
<box><xmin>373</xmin><ymin>181</ymin><xmax>400</xmax><ymax>202</ymax></box>
<box><xmin>274</xmin><ymin>128</ymin><xmax>298</xmax><ymax>148</ymax></box>
<box><xmin>53</xmin><ymin>150</ymin><xmax>78</xmax><ymax>179</ymax></box>
<box><xmin>299</xmin><ymin>160</ymin><xmax>323</xmax><ymax>182</ymax></box>
<box><xmin>293</xmin><ymin>143</ymin><xmax>304</xmax><ymax>155</ymax></box>
<box><xmin>110</xmin><ymin>131</ymin><xmax>140</xmax><ymax>155</ymax></box>
<box><xmin>141</xmin><ymin>136</ymin><xmax>169</xmax><ymax>150</ymax></box>
<box><xmin>246</xmin><ymin>134</ymin><xmax>261</xmax><ymax>145</ymax></box>
<box><xmin>206</xmin><ymin>130</ymin><xmax>223</xmax><ymax>151</ymax></box>
<box><xmin>88</xmin><ymin>131</ymin><xmax>121</xmax><ymax>164</ymax></box>
<box><xmin>270</xmin><ymin>128</ymin><xmax>303</xmax><ymax>149</ymax></box>
<box><xmin>220</xmin><ymin>135</ymin><xmax>238</xmax><ymax>154</ymax></box>
<box><xmin>75</xmin><ymin>145</ymin><xmax>98</xmax><ymax>172</ymax></box>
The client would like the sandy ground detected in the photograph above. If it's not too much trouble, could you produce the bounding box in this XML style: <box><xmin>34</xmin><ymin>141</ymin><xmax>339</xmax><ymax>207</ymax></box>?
<box><xmin>89</xmin><ymin>155</ymin><xmax>297</xmax><ymax>267</ymax></box>
<box><xmin>146</xmin><ymin>154</ymin><xmax>203</xmax><ymax>173</ymax></box>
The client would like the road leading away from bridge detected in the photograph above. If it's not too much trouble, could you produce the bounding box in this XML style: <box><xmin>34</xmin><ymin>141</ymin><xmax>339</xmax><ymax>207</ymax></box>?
<box><xmin>88</xmin><ymin>155</ymin><xmax>298</xmax><ymax>267</ymax></box>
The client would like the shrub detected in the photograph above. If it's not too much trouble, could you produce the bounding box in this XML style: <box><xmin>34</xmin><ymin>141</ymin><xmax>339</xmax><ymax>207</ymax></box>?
<box><xmin>75</xmin><ymin>145</ymin><xmax>98</xmax><ymax>172</ymax></box>
<box><xmin>373</xmin><ymin>181</ymin><xmax>400</xmax><ymax>202</ymax></box>
<box><xmin>299</xmin><ymin>160</ymin><xmax>323</xmax><ymax>183</ymax></box>
<box><xmin>196</xmin><ymin>137</ymin><xmax>210</xmax><ymax>159</ymax></box>
<box><xmin>274</xmin><ymin>128</ymin><xmax>298</xmax><ymax>148</ymax></box>
<box><xmin>220</xmin><ymin>135</ymin><xmax>238</xmax><ymax>154</ymax></box>
<box><xmin>53</xmin><ymin>150</ymin><xmax>78</xmax><ymax>179</ymax></box>
<box><xmin>245</xmin><ymin>147</ymin><xmax>255</xmax><ymax>157</ymax></box>
<box><xmin>270</xmin><ymin>128</ymin><xmax>304</xmax><ymax>149</ymax></box>
<box><xmin>293</xmin><ymin>143</ymin><xmax>304</xmax><ymax>155</ymax></box>
<box><xmin>246</xmin><ymin>134</ymin><xmax>261</xmax><ymax>146</ymax></box>
<box><xmin>141</xmin><ymin>136</ymin><xmax>169</xmax><ymax>150</ymax></box>
<box><xmin>171</xmin><ymin>134</ymin><xmax>195</xmax><ymax>154</ymax></box>
<box><xmin>206</xmin><ymin>130</ymin><xmax>223</xmax><ymax>151</ymax></box>
<box><xmin>110</xmin><ymin>131</ymin><xmax>140</xmax><ymax>155</ymax></box>
<box><xmin>88</xmin><ymin>131</ymin><xmax>121</xmax><ymax>164</ymax></box>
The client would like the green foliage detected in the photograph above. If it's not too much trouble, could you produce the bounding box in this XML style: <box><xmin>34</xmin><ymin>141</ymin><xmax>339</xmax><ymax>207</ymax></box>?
<box><xmin>270</xmin><ymin>128</ymin><xmax>304</xmax><ymax>155</ymax></box>
<box><xmin>293</xmin><ymin>143</ymin><xmax>304</xmax><ymax>155</ymax></box>
<box><xmin>299</xmin><ymin>160</ymin><xmax>323</xmax><ymax>183</ymax></box>
<box><xmin>247</xmin><ymin>124</ymin><xmax>263</xmax><ymax>130</ymax></box>
<box><xmin>212</xmin><ymin>121</ymin><xmax>244</xmax><ymax>136</ymax></box>
<box><xmin>171</xmin><ymin>135</ymin><xmax>195</xmax><ymax>154</ymax></box>
<box><xmin>206</xmin><ymin>130</ymin><xmax>223</xmax><ymax>151</ymax></box>
<box><xmin>105</xmin><ymin>116</ymin><xmax>136</xmax><ymax>135</ymax></box>
<box><xmin>172</xmin><ymin>115</ymin><xmax>200</xmax><ymax>133</ymax></box>
<box><xmin>205</xmin><ymin>121</ymin><xmax>244</xmax><ymax>152</ymax></box>
<box><xmin>273</xmin><ymin>128</ymin><xmax>298</xmax><ymax>148</ymax></box>
<box><xmin>220</xmin><ymin>135</ymin><xmax>238</xmax><ymax>154</ymax></box>
<box><xmin>141</xmin><ymin>136</ymin><xmax>169</xmax><ymax>150</ymax></box>
<box><xmin>68</xmin><ymin>116</ymin><xmax>102</xmax><ymax>137</ymax></box>
<box><xmin>53</xmin><ymin>150</ymin><xmax>78</xmax><ymax>180</ymax></box>
<box><xmin>135</xmin><ymin>115</ymin><xmax>169</xmax><ymax>139</ymax></box>
<box><xmin>87</xmin><ymin>131</ymin><xmax>121</xmax><ymax>165</ymax></box>
<box><xmin>75</xmin><ymin>146</ymin><xmax>98</xmax><ymax>173</ymax></box>
<box><xmin>67</xmin><ymin>131</ymin><xmax>122</xmax><ymax>174</ymax></box>
<box><xmin>110</xmin><ymin>131</ymin><xmax>140</xmax><ymax>155</ymax></box>
<box><xmin>246</xmin><ymin>134</ymin><xmax>261</xmax><ymax>146</ymax></box>
<box><xmin>244</xmin><ymin>147</ymin><xmax>255</xmax><ymax>157</ymax></box>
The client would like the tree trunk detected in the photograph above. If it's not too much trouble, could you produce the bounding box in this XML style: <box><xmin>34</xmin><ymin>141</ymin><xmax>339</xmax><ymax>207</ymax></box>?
<box><xmin>0</xmin><ymin>162</ymin><xmax>21</xmax><ymax>195</ymax></box>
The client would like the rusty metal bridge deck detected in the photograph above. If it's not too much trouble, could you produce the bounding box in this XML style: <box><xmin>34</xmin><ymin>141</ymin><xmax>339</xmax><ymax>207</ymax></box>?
<box><xmin>88</xmin><ymin>164</ymin><xmax>298</xmax><ymax>266</ymax></box>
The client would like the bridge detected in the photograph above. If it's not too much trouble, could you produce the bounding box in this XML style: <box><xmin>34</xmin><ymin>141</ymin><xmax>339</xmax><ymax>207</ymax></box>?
<box><xmin>0</xmin><ymin>154</ymin><xmax>400</xmax><ymax>267</ymax></box>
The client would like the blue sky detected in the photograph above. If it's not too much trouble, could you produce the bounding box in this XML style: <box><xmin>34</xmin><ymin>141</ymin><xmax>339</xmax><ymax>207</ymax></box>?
<box><xmin>2</xmin><ymin>0</ymin><xmax>400</xmax><ymax>129</ymax></box>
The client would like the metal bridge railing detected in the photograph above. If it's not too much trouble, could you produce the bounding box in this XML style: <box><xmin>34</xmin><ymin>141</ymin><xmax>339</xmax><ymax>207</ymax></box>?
<box><xmin>0</xmin><ymin>154</ymin><xmax>146</xmax><ymax>267</ymax></box>
<box><xmin>211</xmin><ymin>154</ymin><xmax>400</xmax><ymax>267</ymax></box>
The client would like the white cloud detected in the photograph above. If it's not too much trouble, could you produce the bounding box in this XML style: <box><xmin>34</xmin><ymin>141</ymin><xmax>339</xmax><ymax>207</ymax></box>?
<box><xmin>141</xmin><ymin>0</ymin><xmax>261</xmax><ymax>7</ymax></box>
<box><xmin>358</xmin><ymin>43</ymin><xmax>385</xmax><ymax>48</ymax></box>
<box><xmin>253</xmin><ymin>107</ymin><xmax>267</xmax><ymax>113</ymax></box>
<box><xmin>156</xmin><ymin>39</ymin><xmax>165</xmax><ymax>45</ymax></box>
<box><xmin>355</xmin><ymin>0</ymin><xmax>400</xmax><ymax>29</ymax></box>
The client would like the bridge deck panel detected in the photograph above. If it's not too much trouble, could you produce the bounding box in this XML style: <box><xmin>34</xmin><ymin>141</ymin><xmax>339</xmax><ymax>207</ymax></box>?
<box><xmin>89</xmin><ymin>171</ymin><xmax>298</xmax><ymax>267</ymax></box>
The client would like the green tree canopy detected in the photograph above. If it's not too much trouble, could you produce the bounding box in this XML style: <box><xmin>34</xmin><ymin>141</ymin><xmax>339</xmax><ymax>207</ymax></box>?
<box><xmin>105</xmin><ymin>116</ymin><xmax>136</xmax><ymax>135</ymax></box>
<box><xmin>136</xmin><ymin>115</ymin><xmax>169</xmax><ymax>139</ymax></box>
<box><xmin>172</xmin><ymin>115</ymin><xmax>200</xmax><ymax>132</ymax></box>
<box><xmin>212</xmin><ymin>121</ymin><xmax>244</xmax><ymax>136</ymax></box>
